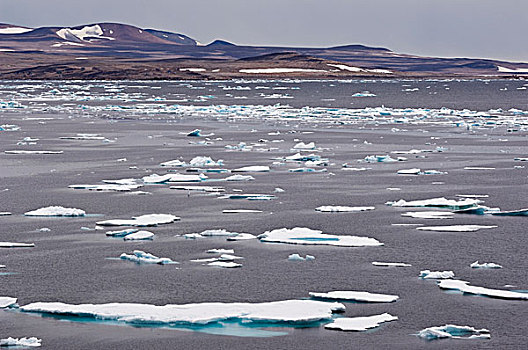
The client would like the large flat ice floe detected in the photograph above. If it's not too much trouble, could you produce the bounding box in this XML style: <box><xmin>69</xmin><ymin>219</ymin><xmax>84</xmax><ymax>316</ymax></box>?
<box><xmin>0</xmin><ymin>242</ymin><xmax>35</xmax><ymax>248</ymax></box>
<box><xmin>387</xmin><ymin>197</ymin><xmax>480</xmax><ymax>210</ymax></box>
<box><xmin>19</xmin><ymin>299</ymin><xmax>345</xmax><ymax>325</ymax></box>
<box><xmin>315</xmin><ymin>206</ymin><xmax>375</xmax><ymax>213</ymax></box>
<box><xmin>5</xmin><ymin>150</ymin><xmax>63</xmax><ymax>154</ymax></box>
<box><xmin>96</xmin><ymin>214</ymin><xmax>179</xmax><ymax>227</ymax></box>
<box><xmin>232</xmin><ymin>166</ymin><xmax>270</xmax><ymax>172</ymax></box>
<box><xmin>418</xmin><ymin>324</ymin><xmax>491</xmax><ymax>340</ymax></box>
<box><xmin>437</xmin><ymin>280</ymin><xmax>528</xmax><ymax>300</ymax></box>
<box><xmin>324</xmin><ymin>313</ymin><xmax>398</xmax><ymax>331</ymax></box>
<box><xmin>372</xmin><ymin>262</ymin><xmax>412</xmax><ymax>267</ymax></box>
<box><xmin>402</xmin><ymin>211</ymin><xmax>454</xmax><ymax>219</ymax></box>
<box><xmin>0</xmin><ymin>337</ymin><xmax>42</xmax><ymax>347</ymax></box>
<box><xmin>420</xmin><ymin>270</ymin><xmax>455</xmax><ymax>279</ymax></box>
<box><xmin>470</xmin><ymin>261</ymin><xmax>502</xmax><ymax>269</ymax></box>
<box><xmin>123</xmin><ymin>230</ymin><xmax>155</xmax><ymax>240</ymax></box>
<box><xmin>309</xmin><ymin>291</ymin><xmax>399</xmax><ymax>303</ymax></box>
<box><xmin>258</xmin><ymin>227</ymin><xmax>383</xmax><ymax>247</ymax></box>
<box><xmin>120</xmin><ymin>250</ymin><xmax>176</xmax><ymax>264</ymax></box>
<box><xmin>0</xmin><ymin>297</ymin><xmax>17</xmax><ymax>308</ymax></box>
<box><xmin>24</xmin><ymin>206</ymin><xmax>86</xmax><ymax>217</ymax></box>
<box><xmin>416</xmin><ymin>225</ymin><xmax>497</xmax><ymax>232</ymax></box>
<box><xmin>69</xmin><ymin>184</ymin><xmax>142</xmax><ymax>192</ymax></box>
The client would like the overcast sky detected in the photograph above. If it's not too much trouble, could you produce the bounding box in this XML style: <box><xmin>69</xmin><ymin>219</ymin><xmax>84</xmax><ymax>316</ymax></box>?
<box><xmin>1</xmin><ymin>0</ymin><xmax>526</xmax><ymax>62</ymax></box>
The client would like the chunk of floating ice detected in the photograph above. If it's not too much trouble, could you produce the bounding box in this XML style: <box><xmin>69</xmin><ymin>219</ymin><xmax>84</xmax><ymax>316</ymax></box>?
<box><xmin>69</xmin><ymin>184</ymin><xmax>142</xmax><ymax>192</ymax></box>
<box><xmin>513</xmin><ymin>157</ymin><xmax>528</xmax><ymax>161</ymax></box>
<box><xmin>362</xmin><ymin>155</ymin><xmax>404</xmax><ymax>163</ymax></box>
<box><xmin>119</xmin><ymin>250</ymin><xmax>175</xmax><ymax>264</ymax></box>
<box><xmin>96</xmin><ymin>214</ymin><xmax>179</xmax><ymax>227</ymax></box>
<box><xmin>20</xmin><ymin>299</ymin><xmax>345</xmax><ymax>325</ymax></box>
<box><xmin>225</xmin><ymin>174</ymin><xmax>254</xmax><ymax>181</ymax></box>
<box><xmin>218</xmin><ymin>254</ymin><xmax>243</xmax><ymax>261</ymax></box>
<box><xmin>491</xmin><ymin>208</ymin><xmax>528</xmax><ymax>216</ymax></box>
<box><xmin>258</xmin><ymin>227</ymin><xmax>383</xmax><ymax>247</ymax></box>
<box><xmin>5</xmin><ymin>150</ymin><xmax>63</xmax><ymax>154</ymax></box>
<box><xmin>102</xmin><ymin>178</ymin><xmax>139</xmax><ymax>185</ymax></box>
<box><xmin>24</xmin><ymin>206</ymin><xmax>86</xmax><ymax>217</ymax></box>
<box><xmin>288</xmin><ymin>254</ymin><xmax>315</xmax><ymax>261</ymax></box>
<box><xmin>352</xmin><ymin>91</ymin><xmax>377</xmax><ymax>98</ymax></box>
<box><xmin>60</xmin><ymin>134</ymin><xmax>105</xmax><ymax>140</ymax></box>
<box><xmin>470</xmin><ymin>261</ymin><xmax>502</xmax><ymax>269</ymax></box>
<box><xmin>401</xmin><ymin>211</ymin><xmax>454</xmax><ymax>219</ymax></box>
<box><xmin>187</xmin><ymin>156</ymin><xmax>222</xmax><ymax>167</ymax></box>
<box><xmin>207</xmin><ymin>249</ymin><xmax>234</xmax><ymax>254</ymax></box>
<box><xmin>227</xmin><ymin>233</ymin><xmax>257</xmax><ymax>241</ymax></box>
<box><xmin>123</xmin><ymin>230</ymin><xmax>154</xmax><ymax>241</ymax></box>
<box><xmin>289</xmin><ymin>168</ymin><xmax>325</xmax><ymax>173</ymax></box>
<box><xmin>315</xmin><ymin>206</ymin><xmax>375</xmax><ymax>213</ymax></box>
<box><xmin>418</xmin><ymin>325</ymin><xmax>490</xmax><ymax>340</ymax></box>
<box><xmin>187</xmin><ymin>129</ymin><xmax>202</xmax><ymax>137</ymax></box>
<box><xmin>456</xmin><ymin>194</ymin><xmax>489</xmax><ymax>199</ymax></box>
<box><xmin>0</xmin><ymin>212</ymin><xmax>11</xmax><ymax>216</ymax></box>
<box><xmin>309</xmin><ymin>291</ymin><xmax>398</xmax><ymax>303</ymax></box>
<box><xmin>0</xmin><ymin>297</ymin><xmax>17</xmax><ymax>308</ymax></box>
<box><xmin>105</xmin><ymin>229</ymin><xmax>139</xmax><ymax>237</ymax></box>
<box><xmin>170</xmin><ymin>185</ymin><xmax>225</xmax><ymax>192</ymax></box>
<box><xmin>324</xmin><ymin>313</ymin><xmax>398</xmax><ymax>332</ymax></box>
<box><xmin>0</xmin><ymin>242</ymin><xmax>34</xmax><ymax>248</ymax></box>
<box><xmin>191</xmin><ymin>229</ymin><xmax>241</xmax><ymax>237</ymax></box>
<box><xmin>417</xmin><ymin>225</ymin><xmax>497</xmax><ymax>232</ymax></box>
<box><xmin>208</xmin><ymin>261</ymin><xmax>242</xmax><ymax>268</ymax></box>
<box><xmin>293</xmin><ymin>142</ymin><xmax>316</xmax><ymax>150</ymax></box>
<box><xmin>143</xmin><ymin>173</ymin><xmax>206</xmax><ymax>183</ymax></box>
<box><xmin>219</xmin><ymin>194</ymin><xmax>276</xmax><ymax>200</ymax></box>
<box><xmin>420</xmin><ymin>270</ymin><xmax>455</xmax><ymax>279</ymax></box>
<box><xmin>372</xmin><ymin>262</ymin><xmax>412</xmax><ymax>267</ymax></box>
<box><xmin>0</xmin><ymin>337</ymin><xmax>42</xmax><ymax>347</ymax></box>
<box><xmin>284</xmin><ymin>153</ymin><xmax>322</xmax><ymax>162</ymax></box>
<box><xmin>397</xmin><ymin>169</ymin><xmax>446</xmax><ymax>175</ymax></box>
<box><xmin>232</xmin><ymin>166</ymin><xmax>270</xmax><ymax>172</ymax></box>
<box><xmin>222</xmin><ymin>209</ymin><xmax>263</xmax><ymax>214</ymax></box>
<box><xmin>387</xmin><ymin>197</ymin><xmax>480</xmax><ymax>210</ymax></box>
<box><xmin>342</xmin><ymin>167</ymin><xmax>370</xmax><ymax>171</ymax></box>
<box><xmin>274</xmin><ymin>188</ymin><xmax>285</xmax><ymax>193</ymax></box>
<box><xmin>464</xmin><ymin>167</ymin><xmax>495</xmax><ymax>170</ymax></box>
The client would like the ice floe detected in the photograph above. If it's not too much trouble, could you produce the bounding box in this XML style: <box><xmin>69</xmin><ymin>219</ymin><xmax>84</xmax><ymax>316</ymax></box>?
<box><xmin>5</xmin><ymin>150</ymin><xmax>63</xmax><ymax>154</ymax></box>
<box><xmin>96</xmin><ymin>214</ymin><xmax>179</xmax><ymax>227</ymax></box>
<box><xmin>24</xmin><ymin>206</ymin><xmax>86</xmax><ymax>217</ymax></box>
<box><xmin>0</xmin><ymin>337</ymin><xmax>42</xmax><ymax>347</ymax></box>
<box><xmin>324</xmin><ymin>313</ymin><xmax>398</xmax><ymax>332</ymax></box>
<box><xmin>171</xmin><ymin>185</ymin><xmax>225</xmax><ymax>192</ymax></box>
<box><xmin>362</xmin><ymin>155</ymin><xmax>404</xmax><ymax>163</ymax></box>
<box><xmin>20</xmin><ymin>299</ymin><xmax>345</xmax><ymax>324</ymax></box>
<box><xmin>309</xmin><ymin>291</ymin><xmax>398</xmax><ymax>303</ymax></box>
<box><xmin>416</xmin><ymin>225</ymin><xmax>497</xmax><ymax>232</ymax></box>
<box><xmin>288</xmin><ymin>254</ymin><xmax>315</xmax><ymax>261</ymax></box>
<box><xmin>0</xmin><ymin>297</ymin><xmax>17</xmax><ymax>308</ymax></box>
<box><xmin>208</xmin><ymin>261</ymin><xmax>242</xmax><ymax>268</ymax></box>
<box><xmin>418</xmin><ymin>325</ymin><xmax>490</xmax><ymax>340</ymax></box>
<box><xmin>143</xmin><ymin>173</ymin><xmax>206</xmax><ymax>183</ymax></box>
<box><xmin>105</xmin><ymin>229</ymin><xmax>138</xmax><ymax>237</ymax></box>
<box><xmin>123</xmin><ymin>231</ymin><xmax>155</xmax><ymax>241</ymax></box>
<box><xmin>293</xmin><ymin>142</ymin><xmax>316</xmax><ymax>150</ymax></box>
<box><xmin>470</xmin><ymin>261</ymin><xmax>502</xmax><ymax>269</ymax></box>
<box><xmin>226</xmin><ymin>233</ymin><xmax>257</xmax><ymax>241</ymax></box>
<box><xmin>0</xmin><ymin>242</ymin><xmax>34</xmax><ymax>248</ymax></box>
<box><xmin>315</xmin><ymin>206</ymin><xmax>375</xmax><ymax>213</ymax></box>
<box><xmin>401</xmin><ymin>211</ymin><xmax>454</xmax><ymax>219</ymax></box>
<box><xmin>119</xmin><ymin>250</ymin><xmax>176</xmax><ymax>264</ymax></box>
<box><xmin>222</xmin><ymin>209</ymin><xmax>262</xmax><ymax>213</ymax></box>
<box><xmin>219</xmin><ymin>194</ymin><xmax>275</xmax><ymax>200</ymax></box>
<box><xmin>387</xmin><ymin>197</ymin><xmax>480</xmax><ymax>210</ymax></box>
<box><xmin>372</xmin><ymin>262</ymin><xmax>412</xmax><ymax>267</ymax></box>
<box><xmin>397</xmin><ymin>169</ymin><xmax>446</xmax><ymax>175</ymax></box>
<box><xmin>207</xmin><ymin>249</ymin><xmax>234</xmax><ymax>254</ymax></box>
<box><xmin>160</xmin><ymin>156</ymin><xmax>223</xmax><ymax>168</ymax></box>
<box><xmin>232</xmin><ymin>166</ymin><xmax>270</xmax><ymax>172</ymax></box>
<box><xmin>419</xmin><ymin>270</ymin><xmax>455</xmax><ymax>279</ymax></box>
<box><xmin>258</xmin><ymin>227</ymin><xmax>383</xmax><ymax>247</ymax></box>
<box><xmin>69</xmin><ymin>184</ymin><xmax>142</xmax><ymax>192</ymax></box>
<box><xmin>225</xmin><ymin>174</ymin><xmax>254</xmax><ymax>181</ymax></box>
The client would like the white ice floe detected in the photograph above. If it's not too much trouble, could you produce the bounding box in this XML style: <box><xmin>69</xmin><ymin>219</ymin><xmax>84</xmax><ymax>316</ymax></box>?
<box><xmin>97</xmin><ymin>214</ymin><xmax>179</xmax><ymax>227</ymax></box>
<box><xmin>293</xmin><ymin>142</ymin><xmax>316</xmax><ymax>150</ymax></box>
<box><xmin>464</xmin><ymin>167</ymin><xmax>495</xmax><ymax>170</ymax></box>
<box><xmin>171</xmin><ymin>185</ymin><xmax>225</xmax><ymax>192</ymax></box>
<box><xmin>372</xmin><ymin>262</ymin><xmax>412</xmax><ymax>267</ymax></box>
<box><xmin>232</xmin><ymin>166</ymin><xmax>270</xmax><ymax>172</ymax></box>
<box><xmin>387</xmin><ymin>197</ymin><xmax>480</xmax><ymax>210</ymax></box>
<box><xmin>417</xmin><ymin>225</ymin><xmax>497</xmax><ymax>232</ymax></box>
<box><xmin>207</xmin><ymin>249</ymin><xmax>234</xmax><ymax>254</ymax></box>
<box><xmin>59</xmin><ymin>134</ymin><xmax>105</xmax><ymax>140</ymax></box>
<box><xmin>419</xmin><ymin>270</ymin><xmax>455</xmax><ymax>279</ymax></box>
<box><xmin>0</xmin><ymin>212</ymin><xmax>12</xmax><ymax>216</ymax></box>
<box><xmin>438</xmin><ymin>280</ymin><xmax>528</xmax><ymax>300</ymax></box>
<box><xmin>219</xmin><ymin>194</ymin><xmax>275</xmax><ymax>200</ymax></box>
<box><xmin>309</xmin><ymin>291</ymin><xmax>398</xmax><ymax>303</ymax></box>
<box><xmin>225</xmin><ymin>174</ymin><xmax>255</xmax><ymax>181</ymax></box>
<box><xmin>470</xmin><ymin>261</ymin><xmax>502</xmax><ymax>269</ymax></box>
<box><xmin>0</xmin><ymin>242</ymin><xmax>34</xmax><ymax>248</ymax></box>
<box><xmin>24</xmin><ymin>206</ymin><xmax>86</xmax><ymax>217</ymax></box>
<box><xmin>161</xmin><ymin>156</ymin><xmax>223</xmax><ymax>168</ymax></box>
<box><xmin>0</xmin><ymin>337</ymin><xmax>42</xmax><ymax>347</ymax></box>
<box><xmin>143</xmin><ymin>173</ymin><xmax>206</xmax><ymax>183</ymax></box>
<box><xmin>226</xmin><ymin>233</ymin><xmax>257</xmax><ymax>241</ymax></box>
<box><xmin>401</xmin><ymin>211</ymin><xmax>454</xmax><ymax>219</ymax></box>
<box><xmin>20</xmin><ymin>299</ymin><xmax>345</xmax><ymax>324</ymax></box>
<box><xmin>119</xmin><ymin>250</ymin><xmax>175</xmax><ymax>264</ymax></box>
<box><xmin>200</xmin><ymin>229</ymin><xmax>241</xmax><ymax>237</ymax></box>
<box><xmin>352</xmin><ymin>91</ymin><xmax>376</xmax><ymax>97</ymax></box>
<box><xmin>222</xmin><ymin>209</ymin><xmax>263</xmax><ymax>213</ymax></box>
<box><xmin>258</xmin><ymin>227</ymin><xmax>383</xmax><ymax>247</ymax></box>
<box><xmin>397</xmin><ymin>169</ymin><xmax>446</xmax><ymax>175</ymax></box>
<box><xmin>207</xmin><ymin>261</ymin><xmax>242</xmax><ymax>268</ymax></box>
<box><xmin>105</xmin><ymin>229</ymin><xmax>138</xmax><ymax>237</ymax></box>
<box><xmin>288</xmin><ymin>254</ymin><xmax>315</xmax><ymax>261</ymax></box>
<box><xmin>362</xmin><ymin>155</ymin><xmax>403</xmax><ymax>163</ymax></box>
<box><xmin>5</xmin><ymin>150</ymin><xmax>63</xmax><ymax>154</ymax></box>
<box><xmin>418</xmin><ymin>324</ymin><xmax>490</xmax><ymax>340</ymax></box>
<box><xmin>315</xmin><ymin>206</ymin><xmax>375</xmax><ymax>213</ymax></box>
<box><xmin>123</xmin><ymin>231</ymin><xmax>155</xmax><ymax>241</ymax></box>
<box><xmin>324</xmin><ymin>313</ymin><xmax>398</xmax><ymax>331</ymax></box>
<box><xmin>69</xmin><ymin>184</ymin><xmax>142</xmax><ymax>192</ymax></box>
<box><xmin>0</xmin><ymin>297</ymin><xmax>17</xmax><ymax>308</ymax></box>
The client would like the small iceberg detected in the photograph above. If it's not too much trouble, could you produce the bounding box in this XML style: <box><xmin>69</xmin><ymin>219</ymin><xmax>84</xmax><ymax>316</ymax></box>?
<box><xmin>419</xmin><ymin>270</ymin><xmax>455</xmax><ymax>279</ymax></box>
<box><xmin>226</xmin><ymin>233</ymin><xmax>257</xmax><ymax>241</ymax></box>
<box><xmin>96</xmin><ymin>214</ymin><xmax>180</xmax><ymax>227</ymax></box>
<box><xmin>219</xmin><ymin>194</ymin><xmax>276</xmax><ymax>200</ymax></box>
<box><xmin>315</xmin><ymin>206</ymin><xmax>375</xmax><ymax>213</ymax></box>
<box><xmin>0</xmin><ymin>297</ymin><xmax>17</xmax><ymax>308</ymax></box>
<box><xmin>258</xmin><ymin>227</ymin><xmax>383</xmax><ymax>247</ymax></box>
<box><xmin>222</xmin><ymin>209</ymin><xmax>263</xmax><ymax>214</ymax></box>
<box><xmin>187</xmin><ymin>129</ymin><xmax>202</xmax><ymax>137</ymax></box>
<box><xmin>288</xmin><ymin>254</ymin><xmax>315</xmax><ymax>261</ymax></box>
<box><xmin>387</xmin><ymin>197</ymin><xmax>480</xmax><ymax>210</ymax></box>
<box><xmin>143</xmin><ymin>173</ymin><xmax>206</xmax><ymax>183</ymax></box>
<box><xmin>470</xmin><ymin>261</ymin><xmax>502</xmax><ymax>269</ymax></box>
<box><xmin>362</xmin><ymin>155</ymin><xmax>404</xmax><ymax>163</ymax></box>
<box><xmin>225</xmin><ymin>174</ymin><xmax>255</xmax><ymax>181</ymax></box>
<box><xmin>0</xmin><ymin>337</ymin><xmax>42</xmax><ymax>347</ymax></box>
<box><xmin>69</xmin><ymin>184</ymin><xmax>142</xmax><ymax>192</ymax></box>
<box><xmin>293</xmin><ymin>142</ymin><xmax>316</xmax><ymax>150</ymax></box>
<box><xmin>24</xmin><ymin>206</ymin><xmax>86</xmax><ymax>217</ymax></box>
<box><xmin>352</xmin><ymin>91</ymin><xmax>377</xmax><ymax>98</ymax></box>
<box><xmin>232</xmin><ymin>166</ymin><xmax>270</xmax><ymax>172</ymax></box>
<box><xmin>105</xmin><ymin>229</ymin><xmax>139</xmax><ymax>237</ymax></box>
<box><xmin>119</xmin><ymin>250</ymin><xmax>176</xmax><ymax>264</ymax></box>
<box><xmin>372</xmin><ymin>262</ymin><xmax>412</xmax><ymax>267</ymax></box>
<box><xmin>207</xmin><ymin>261</ymin><xmax>242</xmax><ymax>268</ymax></box>
<box><xmin>207</xmin><ymin>249</ymin><xmax>234</xmax><ymax>254</ymax></box>
<box><xmin>309</xmin><ymin>291</ymin><xmax>398</xmax><ymax>303</ymax></box>
<box><xmin>171</xmin><ymin>185</ymin><xmax>225</xmax><ymax>192</ymax></box>
<box><xmin>397</xmin><ymin>169</ymin><xmax>446</xmax><ymax>175</ymax></box>
<box><xmin>418</xmin><ymin>325</ymin><xmax>490</xmax><ymax>340</ymax></box>
<box><xmin>437</xmin><ymin>280</ymin><xmax>528</xmax><ymax>300</ymax></box>
<box><xmin>5</xmin><ymin>150</ymin><xmax>63</xmax><ymax>154</ymax></box>
<box><xmin>417</xmin><ymin>225</ymin><xmax>497</xmax><ymax>232</ymax></box>
<box><xmin>401</xmin><ymin>211</ymin><xmax>454</xmax><ymax>219</ymax></box>
<box><xmin>324</xmin><ymin>313</ymin><xmax>397</xmax><ymax>332</ymax></box>
<box><xmin>123</xmin><ymin>231</ymin><xmax>155</xmax><ymax>240</ymax></box>
<box><xmin>0</xmin><ymin>242</ymin><xmax>34</xmax><ymax>248</ymax></box>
